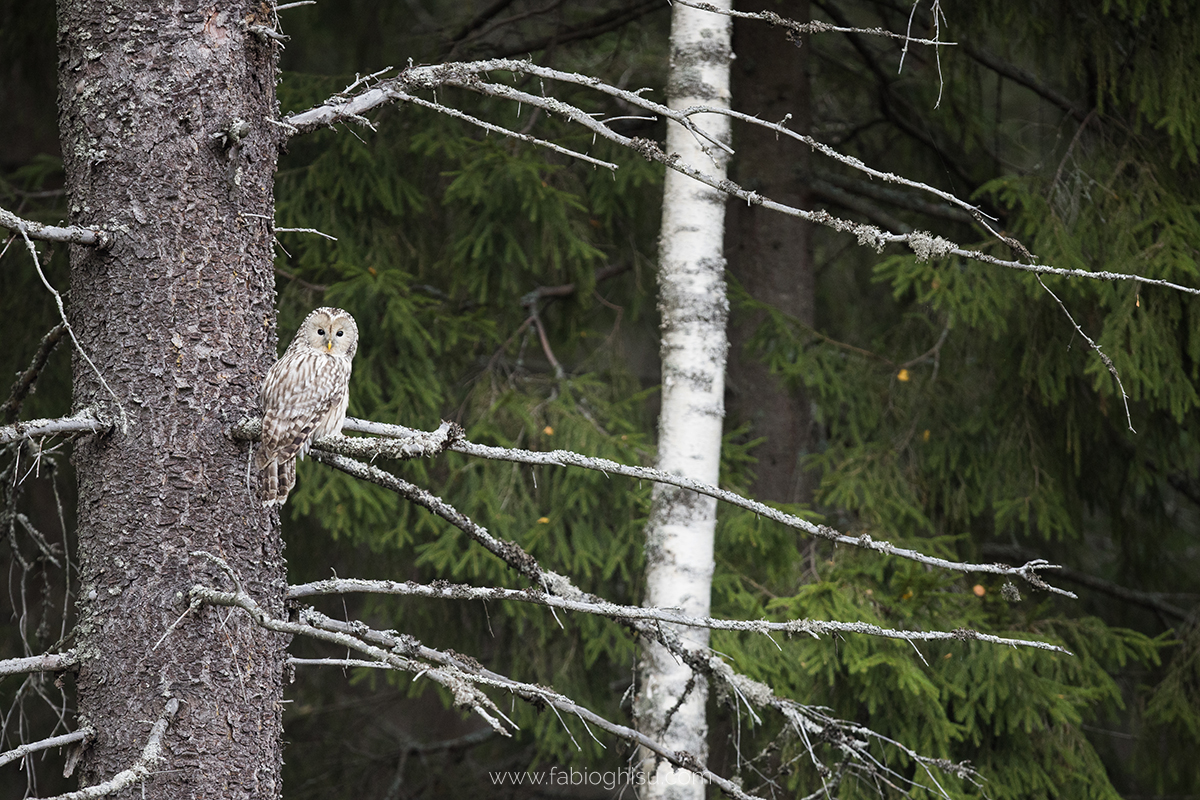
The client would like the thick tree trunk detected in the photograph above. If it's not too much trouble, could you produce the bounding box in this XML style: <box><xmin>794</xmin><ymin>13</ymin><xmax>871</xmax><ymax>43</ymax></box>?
<box><xmin>726</xmin><ymin>0</ymin><xmax>814</xmax><ymax>504</ymax></box>
<box><xmin>635</xmin><ymin>3</ymin><xmax>732</xmax><ymax>798</ymax></box>
<box><xmin>57</xmin><ymin>2</ymin><xmax>286</xmax><ymax>797</ymax></box>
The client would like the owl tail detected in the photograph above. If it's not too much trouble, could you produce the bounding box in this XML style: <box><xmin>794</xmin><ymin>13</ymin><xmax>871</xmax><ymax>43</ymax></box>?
<box><xmin>260</xmin><ymin>456</ymin><xmax>297</xmax><ymax>507</ymax></box>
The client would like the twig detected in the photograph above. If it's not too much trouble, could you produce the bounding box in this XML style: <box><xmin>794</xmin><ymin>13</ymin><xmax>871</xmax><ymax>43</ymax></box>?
<box><xmin>0</xmin><ymin>728</ymin><xmax>93</xmax><ymax>769</ymax></box>
<box><xmin>274</xmin><ymin>226</ymin><xmax>338</xmax><ymax>241</ymax></box>
<box><xmin>288</xmin><ymin>657</ymin><xmax>392</xmax><ymax>669</ymax></box>
<box><xmin>389</xmin><ymin>88</ymin><xmax>618</xmax><ymax>170</ymax></box>
<box><xmin>288</xmin><ymin>577</ymin><xmax>1071</xmax><ymax>653</ymax></box>
<box><xmin>1036</xmin><ymin>276</ymin><xmax>1134</xmax><ymax>432</ymax></box>
<box><xmin>15</xmin><ymin>230</ymin><xmax>129</xmax><ymax>431</ymax></box>
<box><xmin>2</xmin><ymin>324</ymin><xmax>68</xmax><ymax>424</ymax></box>
<box><xmin>31</xmin><ymin>698</ymin><xmax>179</xmax><ymax>800</ymax></box>
<box><xmin>670</xmin><ymin>0</ymin><xmax>955</xmax><ymax>48</ymax></box>
<box><xmin>0</xmin><ymin>206</ymin><xmax>109</xmax><ymax>249</ymax></box>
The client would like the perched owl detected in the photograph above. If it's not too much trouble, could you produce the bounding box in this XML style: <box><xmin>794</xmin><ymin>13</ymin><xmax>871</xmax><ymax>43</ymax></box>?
<box><xmin>257</xmin><ymin>307</ymin><xmax>359</xmax><ymax>506</ymax></box>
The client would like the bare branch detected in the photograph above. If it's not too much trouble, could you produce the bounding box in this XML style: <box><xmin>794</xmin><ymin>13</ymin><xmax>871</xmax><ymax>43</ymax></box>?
<box><xmin>2</xmin><ymin>323</ymin><xmax>67</xmax><ymax>424</ymax></box>
<box><xmin>288</xmin><ymin>657</ymin><xmax>392</xmax><ymax>669</ymax></box>
<box><xmin>394</xmin><ymin>88</ymin><xmax>619</xmax><ymax>170</ymax></box>
<box><xmin>1036</xmin><ymin>276</ymin><xmax>1134</xmax><ymax>432</ymax></box>
<box><xmin>189</xmin><ymin>559</ymin><xmax>516</xmax><ymax>736</ymax></box>
<box><xmin>289</xmin><ymin>577</ymin><xmax>1071</xmax><ymax>653</ymax></box>
<box><xmin>279</xmin><ymin>59</ymin><xmax>1200</xmax><ymax>298</ymax></box>
<box><xmin>201</xmin><ymin>577</ymin><xmax>763</xmax><ymax>800</ymax></box>
<box><xmin>962</xmin><ymin>42</ymin><xmax>1087</xmax><ymax>120</ymax></box>
<box><xmin>15</xmin><ymin>230</ymin><xmax>129</xmax><ymax>431</ymax></box>
<box><xmin>671</xmin><ymin>0</ymin><xmax>955</xmax><ymax>47</ymax></box>
<box><xmin>0</xmin><ymin>206</ymin><xmax>110</xmax><ymax>249</ymax></box>
<box><xmin>0</xmin><ymin>728</ymin><xmax>92</xmax><ymax>769</ymax></box>
<box><xmin>274</xmin><ymin>226</ymin><xmax>338</xmax><ymax>241</ymax></box>
<box><xmin>31</xmin><ymin>698</ymin><xmax>178</xmax><ymax>800</ymax></box>
<box><xmin>300</xmin><ymin>417</ymin><xmax>1077</xmax><ymax>596</ymax></box>
<box><xmin>0</xmin><ymin>410</ymin><xmax>111</xmax><ymax>446</ymax></box>
<box><xmin>0</xmin><ymin>651</ymin><xmax>78</xmax><ymax>678</ymax></box>
<box><xmin>230</xmin><ymin>414</ymin><xmax>1076</xmax><ymax>595</ymax></box>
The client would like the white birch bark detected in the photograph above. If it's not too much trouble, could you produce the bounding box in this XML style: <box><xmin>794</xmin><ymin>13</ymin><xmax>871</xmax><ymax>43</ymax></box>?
<box><xmin>635</xmin><ymin>3</ymin><xmax>732</xmax><ymax>798</ymax></box>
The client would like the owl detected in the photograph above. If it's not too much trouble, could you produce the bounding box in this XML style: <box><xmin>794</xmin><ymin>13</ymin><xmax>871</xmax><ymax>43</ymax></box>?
<box><xmin>257</xmin><ymin>307</ymin><xmax>359</xmax><ymax>506</ymax></box>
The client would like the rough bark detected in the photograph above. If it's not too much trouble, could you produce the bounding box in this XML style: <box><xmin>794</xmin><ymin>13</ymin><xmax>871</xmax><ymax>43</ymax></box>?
<box><xmin>57</xmin><ymin>2</ymin><xmax>286</xmax><ymax>797</ymax></box>
<box><xmin>726</xmin><ymin>0</ymin><xmax>814</xmax><ymax>504</ymax></box>
<box><xmin>635</xmin><ymin>3</ymin><xmax>732</xmax><ymax>798</ymax></box>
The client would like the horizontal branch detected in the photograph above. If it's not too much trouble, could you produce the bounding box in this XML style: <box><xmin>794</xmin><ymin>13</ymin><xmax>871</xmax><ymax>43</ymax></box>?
<box><xmin>0</xmin><ymin>729</ymin><xmax>92</xmax><ymax>769</ymax></box>
<box><xmin>33</xmin><ymin>698</ymin><xmax>178</xmax><ymax>800</ymax></box>
<box><xmin>0</xmin><ymin>409</ymin><xmax>112</xmax><ymax>446</ymax></box>
<box><xmin>0</xmin><ymin>650</ymin><xmax>77</xmax><ymax>678</ymax></box>
<box><xmin>289</xmin><ymin>577</ymin><xmax>1070</xmax><ymax>654</ymax></box>
<box><xmin>322</xmin><ymin>417</ymin><xmax>1075</xmax><ymax>596</ymax></box>
<box><xmin>672</xmin><ymin>0</ymin><xmax>955</xmax><ymax>47</ymax></box>
<box><xmin>0</xmin><ymin>206</ymin><xmax>109</xmax><ymax>249</ymax></box>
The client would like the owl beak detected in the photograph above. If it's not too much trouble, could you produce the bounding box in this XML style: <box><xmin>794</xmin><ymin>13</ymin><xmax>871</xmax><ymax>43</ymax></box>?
<box><xmin>326</xmin><ymin>340</ymin><xmax>333</xmax><ymax>352</ymax></box>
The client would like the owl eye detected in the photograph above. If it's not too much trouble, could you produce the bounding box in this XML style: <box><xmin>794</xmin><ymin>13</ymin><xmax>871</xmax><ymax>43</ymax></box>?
<box><xmin>336</xmin><ymin>330</ymin><xmax>344</xmax><ymax>337</ymax></box>
<box><xmin>317</xmin><ymin>328</ymin><xmax>326</xmax><ymax>336</ymax></box>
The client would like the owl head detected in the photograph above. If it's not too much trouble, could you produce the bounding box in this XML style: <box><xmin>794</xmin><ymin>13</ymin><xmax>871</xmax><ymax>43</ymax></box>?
<box><xmin>293</xmin><ymin>307</ymin><xmax>359</xmax><ymax>359</ymax></box>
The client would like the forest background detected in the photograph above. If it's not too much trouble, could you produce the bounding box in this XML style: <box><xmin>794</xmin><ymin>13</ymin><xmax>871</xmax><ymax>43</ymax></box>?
<box><xmin>1</xmin><ymin>0</ymin><xmax>1198</xmax><ymax>798</ymax></box>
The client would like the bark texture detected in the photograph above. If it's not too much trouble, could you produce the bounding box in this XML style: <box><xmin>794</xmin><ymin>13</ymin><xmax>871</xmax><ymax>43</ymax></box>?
<box><xmin>726</xmin><ymin>0</ymin><xmax>814</xmax><ymax>504</ymax></box>
<box><xmin>57</xmin><ymin>2</ymin><xmax>286</xmax><ymax>797</ymax></box>
<box><xmin>635</xmin><ymin>3</ymin><xmax>732</xmax><ymax>798</ymax></box>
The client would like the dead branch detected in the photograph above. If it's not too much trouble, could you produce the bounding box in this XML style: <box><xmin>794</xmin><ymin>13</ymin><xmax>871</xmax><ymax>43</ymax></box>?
<box><xmin>2</xmin><ymin>324</ymin><xmax>68</xmax><ymax>424</ymax></box>
<box><xmin>289</xmin><ymin>576</ymin><xmax>1071</xmax><ymax>654</ymax></box>
<box><xmin>238</xmin><ymin>416</ymin><xmax>1076</xmax><ymax>597</ymax></box>
<box><xmin>0</xmin><ymin>206</ymin><xmax>109</xmax><ymax>249</ymax></box>
<box><xmin>0</xmin><ymin>728</ymin><xmax>92</xmax><ymax>769</ymax></box>
<box><xmin>0</xmin><ymin>651</ymin><xmax>78</xmax><ymax>678</ymax></box>
<box><xmin>30</xmin><ymin>698</ymin><xmax>178</xmax><ymax>800</ymax></box>
<box><xmin>0</xmin><ymin>410</ymin><xmax>111</xmax><ymax>446</ymax></box>
<box><xmin>281</xmin><ymin>58</ymin><xmax>1200</xmax><ymax>299</ymax></box>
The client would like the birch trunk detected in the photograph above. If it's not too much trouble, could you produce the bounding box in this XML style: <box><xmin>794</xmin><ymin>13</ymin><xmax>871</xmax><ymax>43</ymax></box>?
<box><xmin>635</xmin><ymin>3</ymin><xmax>732</xmax><ymax>797</ymax></box>
<box><xmin>58</xmin><ymin>2</ymin><xmax>287</xmax><ymax>797</ymax></box>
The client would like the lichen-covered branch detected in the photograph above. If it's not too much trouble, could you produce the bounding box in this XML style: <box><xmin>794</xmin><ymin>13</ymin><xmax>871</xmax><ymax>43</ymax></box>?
<box><xmin>289</xmin><ymin>576</ymin><xmax>1071</xmax><ymax>654</ymax></box>
<box><xmin>0</xmin><ymin>409</ymin><xmax>111</xmax><ymax>446</ymax></box>
<box><xmin>0</xmin><ymin>206</ymin><xmax>109</xmax><ymax>248</ymax></box>
<box><xmin>243</xmin><ymin>417</ymin><xmax>1074</xmax><ymax>597</ymax></box>
<box><xmin>31</xmin><ymin>698</ymin><xmax>178</xmax><ymax>800</ymax></box>
<box><xmin>0</xmin><ymin>728</ymin><xmax>92</xmax><ymax>769</ymax></box>
<box><xmin>0</xmin><ymin>650</ymin><xmax>78</xmax><ymax>678</ymax></box>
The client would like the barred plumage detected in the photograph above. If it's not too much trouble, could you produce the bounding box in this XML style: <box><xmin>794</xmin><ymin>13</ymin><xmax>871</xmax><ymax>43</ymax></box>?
<box><xmin>257</xmin><ymin>307</ymin><xmax>358</xmax><ymax>506</ymax></box>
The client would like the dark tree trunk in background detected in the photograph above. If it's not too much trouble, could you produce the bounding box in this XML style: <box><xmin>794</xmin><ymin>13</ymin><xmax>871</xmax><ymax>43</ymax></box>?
<box><xmin>726</xmin><ymin>0</ymin><xmax>814</xmax><ymax>503</ymax></box>
<box><xmin>57</xmin><ymin>2</ymin><xmax>286</xmax><ymax>796</ymax></box>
